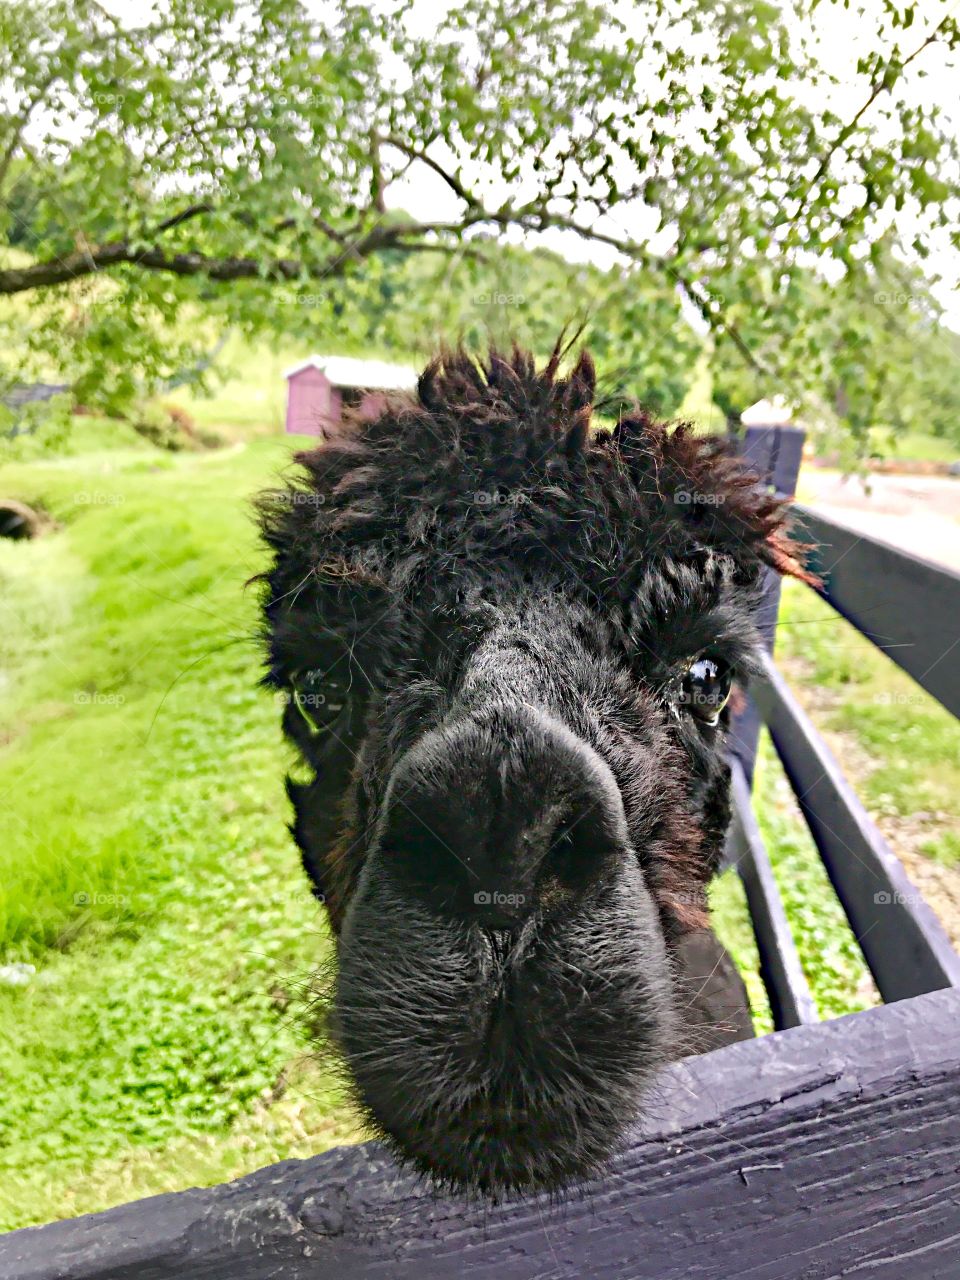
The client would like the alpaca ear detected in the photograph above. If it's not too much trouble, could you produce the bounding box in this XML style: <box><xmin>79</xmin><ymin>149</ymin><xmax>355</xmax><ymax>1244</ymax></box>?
<box><xmin>761</xmin><ymin>523</ymin><xmax>820</xmax><ymax>586</ymax></box>
<box><xmin>563</xmin><ymin>350</ymin><xmax>595</xmax><ymax>455</ymax></box>
<box><xmin>417</xmin><ymin>357</ymin><xmax>442</xmax><ymax>411</ymax></box>
<box><xmin>648</xmin><ymin>425</ymin><xmax>821</xmax><ymax>587</ymax></box>
<box><xmin>567</xmin><ymin>349</ymin><xmax>596</xmax><ymax>412</ymax></box>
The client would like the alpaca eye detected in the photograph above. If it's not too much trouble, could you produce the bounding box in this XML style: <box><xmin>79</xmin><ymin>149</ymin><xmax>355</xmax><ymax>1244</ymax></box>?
<box><xmin>291</xmin><ymin>667</ymin><xmax>350</xmax><ymax>733</ymax></box>
<box><xmin>680</xmin><ymin>656</ymin><xmax>732</xmax><ymax>726</ymax></box>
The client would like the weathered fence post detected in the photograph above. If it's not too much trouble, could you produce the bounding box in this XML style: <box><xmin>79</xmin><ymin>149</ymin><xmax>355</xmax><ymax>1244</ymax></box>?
<box><xmin>729</xmin><ymin>421</ymin><xmax>806</xmax><ymax>784</ymax></box>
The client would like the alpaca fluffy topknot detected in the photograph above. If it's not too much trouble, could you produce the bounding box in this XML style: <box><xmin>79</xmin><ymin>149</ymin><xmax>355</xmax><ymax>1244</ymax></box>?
<box><xmin>259</xmin><ymin>341</ymin><xmax>812</xmax><ymax>606</ymax></box>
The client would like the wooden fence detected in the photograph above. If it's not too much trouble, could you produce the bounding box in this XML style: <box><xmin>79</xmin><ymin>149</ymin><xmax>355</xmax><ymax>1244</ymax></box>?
<box><xmin>3</xmin><ymin>424</ymin><xmax>959</xmax><ymax>1279</ymax></box>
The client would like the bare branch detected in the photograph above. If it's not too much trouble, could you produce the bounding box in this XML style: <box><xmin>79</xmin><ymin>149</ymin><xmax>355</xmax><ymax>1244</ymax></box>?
<box><xmin>0</xmin><ymin>219</ymin><xmax>488</xmax><ymax>295</ymax></box>
<box><xmin>779</xmin><ymin>15</ymin><xmax>952</xmax><ymax>236</ymax></box>
<box><xmin>0</xmin><ymin>68</ymin><xmax>60</xmax><ymax>194</ymax></box>
<box><xmin>381</xmin><ymin>136</ymin><xmax>484</xmax><ymax>212</ymax></box>
<box><xmin>151</xmin><ymin>203</ymin><xmax>216</xmax><ymax>235</ymax></box>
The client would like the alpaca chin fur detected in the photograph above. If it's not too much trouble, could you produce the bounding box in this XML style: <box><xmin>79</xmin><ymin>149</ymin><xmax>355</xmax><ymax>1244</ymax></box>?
<box><xmin>255</xmin><ymin>341</ymin><xmax>811</xmax><ymax>1195</ymax></box>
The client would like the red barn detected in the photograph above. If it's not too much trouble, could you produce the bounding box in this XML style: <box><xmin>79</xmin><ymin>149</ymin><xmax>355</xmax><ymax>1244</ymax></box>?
<box><xmin>284</xmin><ymin>355</ymin><xmax>418</xmax><ymax>436</ymax></box>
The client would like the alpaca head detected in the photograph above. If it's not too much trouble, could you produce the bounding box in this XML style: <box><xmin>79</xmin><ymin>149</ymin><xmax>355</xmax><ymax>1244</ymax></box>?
<box><xmin>257</xmin><ymin>344</ymin><xmax>808</xmax><ymax>1196</ymax></box>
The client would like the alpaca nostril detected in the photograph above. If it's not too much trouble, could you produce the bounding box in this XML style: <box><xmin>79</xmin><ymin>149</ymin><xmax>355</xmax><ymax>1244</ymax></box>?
<box><xmin>375</xmin><ymin>705</ymin><xmax>628</xmax><ymax>924</ymax></box>
<box><xmin>546</xmin><ymin>820</ymin><xmax>581</xmax><ymax>875</ymax></box>
<box><xmin>533</xmin><ymin>805</ymin><xmax>622</xmax><ymax>909</ymax></box>
<box><xmin>538</xmin><ymin>821</ymin><xmax>583</xmax><ymax>895</ymax></box>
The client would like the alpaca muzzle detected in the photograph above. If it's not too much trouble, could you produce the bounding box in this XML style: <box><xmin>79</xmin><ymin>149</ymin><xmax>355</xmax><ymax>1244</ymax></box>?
<box><xmin>334</xmin><ymin>846</ymin><xmax>674</xmax><ymax>1195</ymax></box>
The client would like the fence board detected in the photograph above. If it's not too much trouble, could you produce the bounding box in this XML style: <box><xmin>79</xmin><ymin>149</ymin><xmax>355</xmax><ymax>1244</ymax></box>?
<box><xmin>3</xmin><ymin>990</ymin><xmax>959</xmax><ymax>1280</ymax></box>
<box><xmin>727</xmin><ymin>760</ymin><xmax>819</xmax><ymax>1029</ymax></box>
<box><xmin>795</xmin><ymin>504</ymin><xmax>960</xmax><ymax>719</ymax></box>
<box><xmin>728</xmin><ymin>425</ymin><xmax>806</xmax><ymax>782</ymax></box>
<box><xmin>752</xmin><ymin>649</ymin><xmax>960</xmax><ymax>1000</ymax></box>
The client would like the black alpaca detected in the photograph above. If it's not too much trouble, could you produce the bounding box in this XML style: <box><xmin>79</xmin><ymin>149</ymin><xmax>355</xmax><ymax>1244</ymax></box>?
<box><xmin>256</xmin><ymin>344</ymin><xmax>809</xmax><ymax>1195</ymax></box>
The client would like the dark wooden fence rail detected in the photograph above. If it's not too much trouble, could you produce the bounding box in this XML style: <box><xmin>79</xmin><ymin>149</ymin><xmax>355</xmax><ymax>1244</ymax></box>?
<box><xmin>726</xmin><ymin>424</ymin><xmax>960</xmax><ymax>1030</ymax></box>
<box><xmin>728</xmin><ymin>424</ymin><xmax>807</xmax><ymax>783</ymax></box>
<box><xmin>4</xmin><ymin>989</ymin><xmax>959</xmax><ymax>1280</ymax></box>
<box><xmin>3</xmin><ymin>422</ymin><xmax>960</xmax><ymax>1278</ymax></box>
<box><xmin>797</xmin><ymin>504</ymin><xmax>960</xmax><ymax>718</ymax></box>
<box><xmin>754</xmin><ymin>648</ymin><xmax>960</xmax><ymax>1001</ymax></box>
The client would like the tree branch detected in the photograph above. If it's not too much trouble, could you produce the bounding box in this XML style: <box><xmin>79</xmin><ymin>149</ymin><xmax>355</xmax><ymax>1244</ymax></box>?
<box><xmin>0</xmin><ymin>190</ymin><xmax>761</xmax><ymax>378</ymax></box>
<box><xmin>151</xmin><ymin>203</ymin><xmax>216</xmax><ymax>235</ymax></box>
<box><xmin>0</xmin><ymin>219</ymin><xmax>488</xmax><ymax>295</ymax></box>
<box><xmin>780</xmin><ymin>15</ymin><xmax>953</xmax><ymax>235</ymax></box>
<box><xmin>0</xmin><ymin>68</ymin><xmax>60</xmax><ymax>195</ymax></box>
<box><xmin>381</xmin><ymin>136</ymin><xmax>485</xmax><ymax>212</ymax></box>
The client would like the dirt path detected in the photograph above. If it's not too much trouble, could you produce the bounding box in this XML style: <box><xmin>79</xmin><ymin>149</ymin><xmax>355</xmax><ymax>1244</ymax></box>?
<box><xmin>787</xmin><ymin>469</ymin><xmax>960</xmax><ymax>943</ymax></box>
<box><xmin>777</xmin><ymin>651</ymin><xmax>960</xmax><ymax>951</ymax></box>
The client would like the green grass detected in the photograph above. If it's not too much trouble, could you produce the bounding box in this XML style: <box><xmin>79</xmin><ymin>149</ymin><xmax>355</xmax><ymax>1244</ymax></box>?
<box><xmin>867</xmin><ymin>427</ymin><xmax>958</xmax><ymax>464</ymax></box>
<box><xmin>775</xmin><ymin>582</ymin><xmax>960</xmax><ymax>867</ymax></box>
<box><xmin>0</xmin><ymin>435</ymin><xmax>361</xmax><ymax>1231</ymax></box>
<box><xmin>754</xmin><ymin>736</ymin><xmax>878</xmax><ymax>1017</ymax></box>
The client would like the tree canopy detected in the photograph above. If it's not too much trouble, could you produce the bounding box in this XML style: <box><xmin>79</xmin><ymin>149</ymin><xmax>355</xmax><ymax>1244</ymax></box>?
<box><xmin>1</xmin><ymin>0</ymin><xmax>959</xmax><ymax>445</ymax></box>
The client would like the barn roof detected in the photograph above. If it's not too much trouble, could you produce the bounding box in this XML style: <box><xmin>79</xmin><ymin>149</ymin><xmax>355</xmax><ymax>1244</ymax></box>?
<box><xmin>741</xmin><ymin>395</ymin><xmax>794</xmax><ymax>426</ymax></box>
<box><xmin>2</xmin><ymin>382</ymin><xmax>71</xmax><ymax>407</ymax></box>
<box><xmin>283</xmin><ymin>355</ymin><xmax>418</xmax><ymax>391</ymax></box>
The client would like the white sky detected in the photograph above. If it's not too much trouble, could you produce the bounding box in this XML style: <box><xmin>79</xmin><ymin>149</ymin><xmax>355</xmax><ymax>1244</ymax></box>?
<box><xmin>91</xmin><ymin>0</ymin><xmax>960</xmax><ymax>330</ymax></box>
<box><xmin>387</xmin><ymin>0</ymin><xmax>960</xmax><ymax>329</ymax></box>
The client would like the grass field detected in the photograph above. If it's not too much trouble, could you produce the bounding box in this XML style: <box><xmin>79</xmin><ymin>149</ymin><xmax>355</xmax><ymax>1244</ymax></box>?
<box><xmin>775</xmin><ymin>591</ymin><xmax>959</xmax><ymax>869</ymax></box>
<box><xmin>865</xmin><ymin>426</ymin><xmax>958</xmax><ymax>464</ymax></box>
<box><xmin>0</xmin><ymin>434</ymin><xmax>362</xmax><ymax>1230</ymax></box>
<box><xmin>1</xmin><ymin>364</ymin><xmax>957</xmax><ymax>1233</ymax></box>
